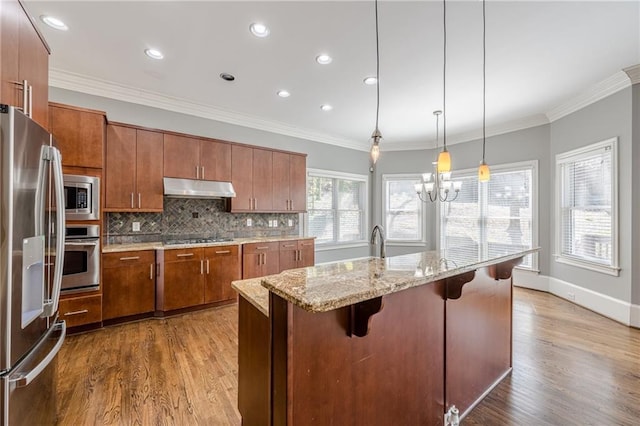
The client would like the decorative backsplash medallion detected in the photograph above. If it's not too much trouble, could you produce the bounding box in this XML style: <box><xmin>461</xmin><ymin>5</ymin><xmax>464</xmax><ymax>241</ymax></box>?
<box><xmin>106</xmin><ymin>198</ymin><xmax>299</xmax><ymax>244</ymax></box>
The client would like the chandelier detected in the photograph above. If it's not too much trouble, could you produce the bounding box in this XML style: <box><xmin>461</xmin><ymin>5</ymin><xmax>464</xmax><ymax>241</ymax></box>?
<box><xmin>415</xmin><ymin>110</ymin><xmax>462</xmax><ymax>202</ymax></box>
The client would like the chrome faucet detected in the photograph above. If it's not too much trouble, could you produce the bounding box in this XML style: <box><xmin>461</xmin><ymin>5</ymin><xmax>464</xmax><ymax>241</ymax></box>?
<box><xmin>370</xmin><ymin>225</ymin><xmax>386</xmax><ymax>259</ymax></box>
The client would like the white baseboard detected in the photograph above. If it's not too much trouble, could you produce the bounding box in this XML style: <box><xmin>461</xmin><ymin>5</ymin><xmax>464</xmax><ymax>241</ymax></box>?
<box><xmin>513</xmin><ymin>271</ymin><xmax>638</xmax><ymax>328</ymax></box>
<box><xmin>513</xmin><ymin>269</ymin><xmax>549</xmax><ymax>292</ymax></box>
<box><xmin>631</xmin><ymin>304</ymin><xmax>640</xmax><ymax>329</ymax></box>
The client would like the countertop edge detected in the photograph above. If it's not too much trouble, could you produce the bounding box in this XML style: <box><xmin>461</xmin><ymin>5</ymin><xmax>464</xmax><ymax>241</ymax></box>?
<box><xmin>103</xmin><ymin>236</ymin><xmax>316</xmax><ymax>253</ymax></box>
<box><xmin>232</xmin><ymin>278</ymin><xmax>269</xmax><ymax>317</ymax></box>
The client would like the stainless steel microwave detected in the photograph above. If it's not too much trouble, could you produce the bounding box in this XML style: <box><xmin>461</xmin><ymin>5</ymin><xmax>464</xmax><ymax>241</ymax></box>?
<box><xmin>63</xmin><ymin>174</ymin><xmax>100</xmax><ymax>221</ymax></box>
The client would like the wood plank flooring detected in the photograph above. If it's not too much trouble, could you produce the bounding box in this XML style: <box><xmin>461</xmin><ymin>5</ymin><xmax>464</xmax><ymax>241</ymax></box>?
<box><xmin>56</xmin><ymin>288</ymin><xmax>640</xmax><ymax>425</ymax></box>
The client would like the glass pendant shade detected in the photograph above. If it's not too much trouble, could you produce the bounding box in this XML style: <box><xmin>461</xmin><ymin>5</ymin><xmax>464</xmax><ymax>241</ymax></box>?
<box><xmin>371</xmin><ymin>141</ymin><xmax>380</xmax><ymax>164</ymax></box>
<box><xmin>437</xmin><ymin>149</ymin><xmax>451</xmax><ymax>173</ymax></box>
<box><xmin>478</xmin><ymin>161</ymin><xmax>490</xmax><ymax>182</ymax></box>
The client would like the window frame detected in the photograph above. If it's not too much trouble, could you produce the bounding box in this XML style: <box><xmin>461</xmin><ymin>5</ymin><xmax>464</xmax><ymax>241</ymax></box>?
<box><xmin>554</xmin><ymin>137</ymin><xmax>619</xmax><ymax>276</ymax></box>
<box><xmin>438</xmin><ymin>160</ymin><xmax>539</xmax><ymax>271</ymax></box>
<box><xmin>305</xmin><ymin>168</ymin><xmax>369</xmax><ymax>250</ymax></box>
<box><xmin>382</xmin><ymin>173</ymin><xmax>426</xmax><ymax>245</ymax></box>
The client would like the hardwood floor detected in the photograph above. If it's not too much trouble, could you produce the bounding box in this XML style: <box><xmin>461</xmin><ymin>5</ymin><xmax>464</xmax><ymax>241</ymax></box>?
<box><xmin>56</xmin><ymin>288</ymin><xmax>640</xmax><ymax>425</ymax></box>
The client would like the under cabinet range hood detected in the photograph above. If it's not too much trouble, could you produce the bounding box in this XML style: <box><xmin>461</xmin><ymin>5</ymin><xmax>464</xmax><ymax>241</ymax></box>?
<box><xmin>163</xmin><ymin>177</ymin><xmax>236</xmax><ymax>199</ymax></box>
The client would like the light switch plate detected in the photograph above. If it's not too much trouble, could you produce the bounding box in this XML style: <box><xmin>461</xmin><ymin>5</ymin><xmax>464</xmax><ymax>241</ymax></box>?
<box><xmin>132</xmin><ymin>222</ymin><xmax>141</xmax><ymax>232</ymax></box>
<box><xmin>246</xmin><ymin>218</ymin><xmax>252</xmax><ymax>227</ymax></box>
<box><xmin>288</xmin><ymin>219</ymin><xmax>293</xmax><ymax>227</ymax></box>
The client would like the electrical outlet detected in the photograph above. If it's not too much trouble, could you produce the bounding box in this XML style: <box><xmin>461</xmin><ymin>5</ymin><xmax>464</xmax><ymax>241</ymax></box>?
<box><xmin>273</xmin><ymin>220</ymin><xmax>278</xmax><ymax>228</ymax></box>
<box><xmin>288</xmin><ymin>219</ymin><xmax>293</xmax><ymax>227</ymax></box>
<box><xmin>132</xmin><ymin>222</ymin><xmax>141</xmax><ymax>232</ymax></box>
<box><xmin>567</xmin><ymin>292</ymin><xmax>576</xmax><ymax>301</ymax></box>
<box><xmin>246</xmin><ymin>218</ymin><xmax>252</xmax><ymax>227</ymax></box>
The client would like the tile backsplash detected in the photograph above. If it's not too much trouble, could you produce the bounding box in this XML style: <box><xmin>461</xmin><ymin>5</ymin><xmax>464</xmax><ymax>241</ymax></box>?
<box><xmin>105</xmin><ymin>198</ymin><xmax>300</xmax><ymax>244</ymax></box>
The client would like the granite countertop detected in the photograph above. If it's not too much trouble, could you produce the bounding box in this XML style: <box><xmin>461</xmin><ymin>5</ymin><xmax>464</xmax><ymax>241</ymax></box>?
<box><xmin>261</xmin><ymin>247</ymin><xmax>539</xmax><ymax>313</ymax></box>
<box><xmin>102</xmin><ymin>236</ymin><xmax>314</xmax><ymax>253</ymax></box>
<box><xmin>231</xmin><ymin>277</ymin><xmax>270</xmax><ymax>316</ymax></box>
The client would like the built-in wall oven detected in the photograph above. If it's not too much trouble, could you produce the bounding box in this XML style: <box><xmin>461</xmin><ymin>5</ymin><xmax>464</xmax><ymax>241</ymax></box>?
<box><xmin>62</xmin><ymin>225</ymin><xmax>100</xmax><ymax>294</ymax></box>
<box><xmin>63</xmin><ymin>174</ymin><xmax>100</xmax><ymax>221</ymax></box>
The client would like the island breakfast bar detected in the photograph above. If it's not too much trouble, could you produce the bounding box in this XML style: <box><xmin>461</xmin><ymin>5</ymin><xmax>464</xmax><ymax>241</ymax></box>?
<box><xmin>232</xmin><ymin>248</ymin><xmax>537</xmax><ymax>426</ymax></box>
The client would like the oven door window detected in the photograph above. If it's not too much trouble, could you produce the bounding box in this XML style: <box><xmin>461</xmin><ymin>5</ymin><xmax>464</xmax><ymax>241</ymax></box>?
<box><xmin>63</xmin><ymin>250</ymin><xmax>88</xmax><ymax>276</ymax></box>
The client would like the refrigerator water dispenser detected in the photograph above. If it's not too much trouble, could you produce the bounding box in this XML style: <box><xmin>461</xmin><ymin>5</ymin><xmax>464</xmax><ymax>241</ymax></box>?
<box><xmin>21</xmin><ymin>236</ymin><xmax>45</xmax><ymax>328</ymax></box>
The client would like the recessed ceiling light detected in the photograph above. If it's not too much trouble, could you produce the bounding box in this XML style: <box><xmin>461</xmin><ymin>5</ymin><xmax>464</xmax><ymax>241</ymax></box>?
<box><xmin>316</xmin><ymin>54</ymin><xmax>333</xmax><ymax>65</ymax></box>
<box><xmin>277</xmin><ymin>90</ymin><xmax>291</xmax><ymax>98</ymax></box>
<box><xmin>250</xmin><ymin>23</ymin><xmax>270</xmax><ymax>38</ymax></box>
<box><xmin>220</xmin><ymin>73</ymin><xmax>235</xmax><ymax>82</ymax></box>
<box><xmin>40</xmin><ymin>15</ymin><xmax>68</xmax><ymax>31</ymax></box>
<box><xmin>144</xmin><ymin>48</ymin><xmax>164</xmax><ymax>60</ymax></box>
<box><xmin>363</xmin><ymin>76</ymin><xmax>378</xmax><ymax>85</ymax></box>
<box><xmin>320</xmin><ymin>104</ymin><xmax>333</xmax><ymax>112</ymax></box>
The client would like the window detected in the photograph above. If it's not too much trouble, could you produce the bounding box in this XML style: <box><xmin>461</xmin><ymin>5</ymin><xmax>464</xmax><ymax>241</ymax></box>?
<box><xmin>307</xmin><ymin>169</ymin><xmax>367</xmax><ymax>246</ymax></box>
<box><xmin>383</xmin><ymin>174</ymin><xmax>424</xmax><ymax>242</ymax></box>
<box><xmin>440</xmin><ymin>161</ymin><xmax>538</xmax><ymax>269</ymax></box>
<box><xmin>556</xmin><ymin>138</ymin><xmax>618</xmax><ymax>275</ymax></box>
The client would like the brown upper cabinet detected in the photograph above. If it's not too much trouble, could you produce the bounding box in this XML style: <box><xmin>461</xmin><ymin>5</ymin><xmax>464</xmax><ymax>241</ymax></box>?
<box><xmin>0</xmin><ymin>0</ymin><xmax>50</xmax><ymax>128</ymax></box>
<box><xmin>105</xmin><ymin>124</ymin><xmax>164</xmax><ymax>211</ymax></box>
<box><xmin>49</xmin><ymin>103</ymin><xmax>106</xmax><ymax>169</ymax></box>
<box><xmin>163</xmin><ymin>134</ymin><xmax>231</xmax><ymax>182</ymax></box>
<box><xmin>272</xmin><ymin>152</ymin><xmax>307</xmax><ymax>212</ymax></box>
<box><xmin>231</xmin><ymin>145</ymin><xmax>274</xmax><ymax>212</ymax></box>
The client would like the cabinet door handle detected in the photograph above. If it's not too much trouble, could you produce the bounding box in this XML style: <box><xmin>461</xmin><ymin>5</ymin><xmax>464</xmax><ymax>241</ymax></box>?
<box><xmin>176</xmin><ymin>253</ymin><xmax>194</xmax><ymax>257</ymax></box>
<box><xmin>262</xmin><ymin>253</ymin><xmax>266</xmax><ymax>265</ymax></box>
<box><xmin>200</xmin><ymin>259</ymin><xmax>204</xmax><ymax>274</ymax></box>
<box><xmin>206</xmin><ymin>259</ymin><xmax>210</xmax><ymax>274</ymax></box>
<box><xmin>64</xmin><ymin>309</ymin><xmax>88</xmax><ymax>316</ymax></box>
<box><xmin>27</xmin><ymin>82</ymin><xmax>33</xmax><ymax>118</ymax></box>
<box><xmin>215</xmin><ymin>250</ymin><xmax>230</xmax><ymax>254</ymax></box>
<box><xmin>138</xmin><ymin>193</ymin><xmax>141</xmax><ymax>209</ymax></box>
<box><xmin>130</xmin><ymin>193</ymin><xmax>134</xmax><ymax>208</ymax></box>
<box><xmin>22</xmin><ymin>80</ymin><xmax>29</xmax><ymax>116</ymax></box>
<box><xmin>119</xmin><ymin>256</ymin><xmax>140</xmax><ymax>261</ymax></box>
<box><xmin>196</xmin><ymin>166</ymin><xmax>199</xmax><ymax>179</ymax></box>
<box><xmin>201</xmin><ymin>166</ymin><xmax>205</xmax><ymax>180</ymax></box>
<box><xmin>150</xmin><ymin>264</ymin><xmax>154</xmax><ymax>280</ymax></box>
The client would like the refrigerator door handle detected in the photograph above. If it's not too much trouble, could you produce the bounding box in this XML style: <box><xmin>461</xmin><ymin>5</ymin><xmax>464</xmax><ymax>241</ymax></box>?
<box><xmin>34</xmin><ymin>146</ymin><xmax>49</xmax><ymax>236</ymax></box>
<box><xmin>43</xmin><ymin>146</ymin><xmax>66</xmax><ymax>318</ymax></box>
<box><xmin>10</xmin><ymin>321</ymin><xmax>66</xmax><ymax>388</ymax></box>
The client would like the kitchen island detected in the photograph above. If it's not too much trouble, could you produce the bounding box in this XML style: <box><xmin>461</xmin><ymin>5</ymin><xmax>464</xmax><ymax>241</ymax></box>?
<box><xmin>232</xmin><ymin>247</ymin><xmax>536</xmax><ymax>426</ymax></box>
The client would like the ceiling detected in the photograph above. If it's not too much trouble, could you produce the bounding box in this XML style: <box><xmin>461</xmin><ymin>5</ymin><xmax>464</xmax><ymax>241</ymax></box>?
<box><xmin>24</xmin><ymin>1</ymin><xmax>640</xmax><ymax>152</ymax></box>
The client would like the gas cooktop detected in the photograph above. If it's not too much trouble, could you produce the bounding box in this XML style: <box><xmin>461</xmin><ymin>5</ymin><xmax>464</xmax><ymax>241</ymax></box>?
<box><xmin>164</xmin><ymin>237</ymin><xmax>234</xmax><ymax>246</ymax></box>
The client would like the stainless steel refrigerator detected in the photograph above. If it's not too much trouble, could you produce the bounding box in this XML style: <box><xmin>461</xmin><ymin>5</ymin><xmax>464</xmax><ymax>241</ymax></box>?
<box><xmin>0</xmin><ymin>105</ymin><xmax>66</xmax><ymax>425</ymax></box>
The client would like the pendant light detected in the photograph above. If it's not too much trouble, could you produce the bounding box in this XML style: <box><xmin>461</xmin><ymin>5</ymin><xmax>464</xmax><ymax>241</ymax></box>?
<box><xmin>478</xmin><ymin>0</ymin><xmax>491</xmax><ymax>182</ymax></box>
<box><xmin>369</xmin><ymin>0</ymin><xmax>382</xmax><ymax>165</ymax></box>
<box><xmin>437</xmin><ymin>0</ymin><xmax>451</xmax><ymax>173</ymax></box>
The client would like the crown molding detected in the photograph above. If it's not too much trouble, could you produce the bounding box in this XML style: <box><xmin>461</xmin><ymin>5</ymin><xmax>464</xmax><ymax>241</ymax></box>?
<box><xmin>546</xmin><ymin>70</ymin><xmax>631</xmax><ymax>123</ymax></box>
<box><xmin>49</xmin><ymin>68</ymin><xmax>370</xmax><ymax>152</ymax></box>
<box><xmin>384</xmin><ymin>114</ymin><xmax>549</xmax><ymax>152</ymax></box>
<box><xmin>623</xmin><ymin>64</ymin><xmax>640</xmax><ymax>85</ymax></box>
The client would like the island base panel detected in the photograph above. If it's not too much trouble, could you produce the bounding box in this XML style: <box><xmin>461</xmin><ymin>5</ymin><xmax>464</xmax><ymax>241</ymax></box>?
<box><xmin>270</xmin><ymin>282</ymin><xmax>446</xmax><ymax>426</ymax></box>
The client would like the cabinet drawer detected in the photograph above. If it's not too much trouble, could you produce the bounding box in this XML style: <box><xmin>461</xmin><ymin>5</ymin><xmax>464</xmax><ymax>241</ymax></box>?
<box><xmin>59</xmin><ymin>295</ymin><xmax>102</xmax><ymax>328</ymax></box>
<box><xmin>279</xmin><ymin>241</ymin><xmax>298</xmax><ymax>250</ymax></box>
<box><xmin>204</xmin><ymin>245</ymin><xmax>239</xmax><ymax>258</ymax></box>
<box><xmin>298</xmin><ymin>239</ymin><xmax>315</xmax><ymax>248</ymax></box>
<box><xmin>162</xmin><ymin>247</ymin><xmax>204</xmax><ymax>262</ymax></box>
<box><xmin>103</xmin><ymin>250</ymin><xmax>155</xmax><ymax>268</ymax></box>
<box><xmin>243</xmin><ymin>242</ymin><xmax>279</xmax><ymax>254</ymax></box>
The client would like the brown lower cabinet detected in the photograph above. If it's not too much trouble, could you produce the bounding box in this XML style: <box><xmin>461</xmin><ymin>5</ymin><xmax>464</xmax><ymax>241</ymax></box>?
<box><xmin>102</xmin><ymin>250</ymin><xmax>156</xmax><ymax>320</ymax></box>
<box><xmin>204</xmin><ymin>245</ymin><xmax>241</xmax><ymax>304</ymax></box>
<box><xmin>279</xmin><ymin>239</ymin><xmax>315</xmax><ymax>272</ymax></box>
<box><xmin>242</xmin><ymin>242</ymin><xmax>280</xmax><ymax>279</ymax></box>
<box><xmin>156</xmin><ymin>248</ymin><xmax>205</xmax><ymax>311</ymax></box>
<box><xmin>156</xmin><ymin>245</ymin><xmax>241</xmax><ymax>312</ymax></box>
<box><xmin>58</xmin><ymin>294</ymin><xmax>102</xmax><ymax>328</ymax></box>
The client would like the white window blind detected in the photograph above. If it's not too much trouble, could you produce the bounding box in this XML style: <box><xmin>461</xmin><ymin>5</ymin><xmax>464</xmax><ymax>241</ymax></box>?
<box><xmin>441</xmin><ymin>162</ymin><xmax>537</xmax><ymax>269</ymax></box>
<box><xmin>383</xmin><ymin>175</ymin><xmax>424</xmax><ymax>242</ymax></box>
<box><xmin>307</xmin><ymin>170</ymin><xmax>367</xmax><ymax>245</ymax></box>
<box><xmin>556</xmin><ymin>138</ymin><xmax>618</xmax><ymax>275</ymax></box>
